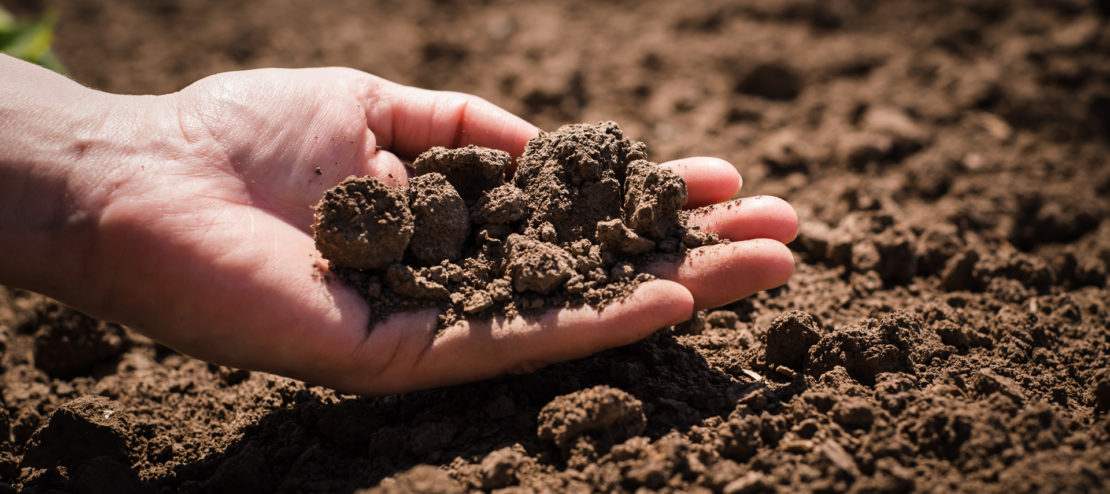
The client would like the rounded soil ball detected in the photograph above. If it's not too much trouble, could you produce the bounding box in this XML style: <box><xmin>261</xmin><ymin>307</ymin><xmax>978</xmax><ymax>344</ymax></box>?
<box><xmin>406</xmin><ymin>173</ymin><xmax>470</xmax><ymax>265</ymax></box>
<box><xmin>313</xmin><ymin>176</ymin><xmax>414</xmax><ymax>270</ymax></box>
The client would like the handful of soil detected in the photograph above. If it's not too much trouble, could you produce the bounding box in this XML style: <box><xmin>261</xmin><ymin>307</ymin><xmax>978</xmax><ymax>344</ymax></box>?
<box><xmin>313</xmin><ymin>121</ymin><xmax>720</xmax><ymax>328</ymax></box>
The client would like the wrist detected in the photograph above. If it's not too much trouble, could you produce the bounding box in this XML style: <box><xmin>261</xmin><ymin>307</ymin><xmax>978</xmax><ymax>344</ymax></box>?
<box><xmin>0</xmin><ymin>56</ymin><xmax>173</xmax><ymax>311</ymax></box>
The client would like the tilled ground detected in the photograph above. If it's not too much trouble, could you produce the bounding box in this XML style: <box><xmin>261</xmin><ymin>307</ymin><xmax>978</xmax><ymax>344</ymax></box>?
<box><xmin>2</xmin><ymin>0</ymin><xmax>1109</xmax><ymax>492</ymax></box>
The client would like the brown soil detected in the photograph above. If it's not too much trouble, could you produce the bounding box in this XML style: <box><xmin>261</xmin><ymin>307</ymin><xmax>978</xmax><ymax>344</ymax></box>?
<box><xmin>314</xmin><ymin>176</ymin><xmax>415</xmax><ymax>270</ymax></box>
<box><xmin>3</xmin><ymin>0</ymin><xmax>1110</xmax><ymax>493</ymax></box>
<box><xmin>318</xmin><ymin>122</ymin><xmax>711</xmax><ymax>328</ymax></box>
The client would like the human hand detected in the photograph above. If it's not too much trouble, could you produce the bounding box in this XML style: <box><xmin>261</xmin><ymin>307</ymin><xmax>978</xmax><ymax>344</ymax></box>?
<box><xmin>2</xmin><ymin>63</ymin><xmax>796</xmax><ymax>394</ymax></box>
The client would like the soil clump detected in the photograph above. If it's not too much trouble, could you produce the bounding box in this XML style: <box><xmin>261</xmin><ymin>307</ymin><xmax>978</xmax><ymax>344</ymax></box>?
<box><xmin>314</xmin><ymin>122</ymin><xmax>718</xmax><ymax>328</ymax></box>
<box><xmin>313</xmin><ymin>177</ymin><xmax>413</xmax><ymax>270</ymax></box>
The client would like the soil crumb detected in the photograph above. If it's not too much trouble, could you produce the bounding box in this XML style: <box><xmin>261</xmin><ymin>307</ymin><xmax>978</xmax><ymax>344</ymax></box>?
<box><xmin>314</xmin><ymin>122</ymin><xmax>719</xmax><ymax>328</ymax></box>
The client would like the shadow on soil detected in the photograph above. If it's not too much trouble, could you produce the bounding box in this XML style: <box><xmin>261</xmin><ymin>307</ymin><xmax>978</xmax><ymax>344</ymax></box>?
<box><xmin>155</xmin><ymin>332</ymin><xmax>755</xmax><ymax>492</ymax></box>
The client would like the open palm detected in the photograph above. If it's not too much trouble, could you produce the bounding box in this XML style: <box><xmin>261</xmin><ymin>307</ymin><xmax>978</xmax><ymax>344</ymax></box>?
<box><xmin>88</xmin><ymin>68</ymin><xmax>797</xmax><ymax>394</ymax></box>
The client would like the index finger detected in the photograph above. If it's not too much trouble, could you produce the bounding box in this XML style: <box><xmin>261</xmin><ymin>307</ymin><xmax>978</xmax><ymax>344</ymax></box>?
<box><xmin>362</xmin><ymin>78</ymin><xmax>540</xmax><ymax>161</ymax></box>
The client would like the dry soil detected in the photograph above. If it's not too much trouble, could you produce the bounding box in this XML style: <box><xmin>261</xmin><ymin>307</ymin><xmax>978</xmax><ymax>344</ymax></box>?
<box><xmin>2</xmin><ymin>0</ymin><xmax>1109</xmax><ymax>493</ymax></box>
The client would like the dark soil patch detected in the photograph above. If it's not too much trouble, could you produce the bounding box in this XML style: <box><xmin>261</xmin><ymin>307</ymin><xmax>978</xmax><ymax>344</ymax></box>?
<box><xmin>3</xmin><ymin>0</ymin><xmax>1110</xmax><ymax>493</ymax></box>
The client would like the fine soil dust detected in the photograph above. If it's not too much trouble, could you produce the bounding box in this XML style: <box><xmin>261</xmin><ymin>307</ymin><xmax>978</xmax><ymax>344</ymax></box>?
<box><xmin>3</xmin><ymin>0</ymin><xmax>1110</xmax><ymax>493</ymax></box>
<box><xmin>315</xmin><ymin>122</ymin><xmax>714</xmax><ymax>328</ymax></box>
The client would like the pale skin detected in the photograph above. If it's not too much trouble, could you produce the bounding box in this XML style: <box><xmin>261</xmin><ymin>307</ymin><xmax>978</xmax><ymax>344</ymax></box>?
<box><xmin>0</xmin><ymin>54</ymin><xmax>798</xmax><ymax>395</ymax></box>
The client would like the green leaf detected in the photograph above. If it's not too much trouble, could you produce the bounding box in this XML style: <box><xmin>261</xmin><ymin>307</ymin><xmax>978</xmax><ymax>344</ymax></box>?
<box><xmin>0</xmin><ymin>6</ymin><xmax>67</xmax><ymax>74</ymax></box>
<box><xmin>0</xmin><ymin>7</ymin><xmax>13</xmax><ymax>29</ymax></box>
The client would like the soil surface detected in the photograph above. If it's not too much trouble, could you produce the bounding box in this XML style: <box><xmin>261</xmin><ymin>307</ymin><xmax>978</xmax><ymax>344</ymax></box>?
<box><xmin>3</xmin><ymin>0</ymin><xmax>1110</xmax><ymax>492</ymax></box>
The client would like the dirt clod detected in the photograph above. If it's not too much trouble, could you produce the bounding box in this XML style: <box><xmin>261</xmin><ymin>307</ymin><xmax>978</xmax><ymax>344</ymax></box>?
<box><xmin>20</xmin><ymin>396</ymin><xmax>129</xmax><ymax>470</ymax></box>
<box><xmin>623</xmin><ymin>159</ymin><xmax>687</xmax><ymax>240</ymax></box>
<box><xmin>764</xmin><ymin>310</ymin><xmax>822</xmax><ymax>369</ymax></box>
<box><xmin>537</xmin><ymin>385</ymin><xmax>646</xmax><ymax>449</ymax></box>
<box><xmin>470</xmin><ymin>183</ymin><xmax>529</xmax><ymax>225</ymax></box>
<box><xmin>478</xmin><ymin>446</ymin><xmax>526</xmax><ymax>489</ymax></box>
<box><xmin>412</xmin><ymin>145</ymin><xmax>509</xmax><ymax>202</ymax></box>
<box><xmin>405</xmin><ymin>173</ymin><xmax>470</xmax><ymax>265</ymax></box>
<box><xmin>514</xmin><ymin>121</ymin><xmax>646</xmax><ymax>242</ymax></box>
<box><xmin>723</xmin><ymin>471</ymin><xmax>774</xmax><ymax>494</ymax></box>
<box><xmin>807</xmin><ymin>310</ymin><xmax>948</xmax><ymax>385</ymax></box>
<box><xmin>314</xmin><ymin>176</ymin><xmax>414</xmax><ymax>270</ymax></box>
<box><xmin>505</xmin><ymin>236</ymin><xmax>577</xmax><ymax>295</ymax></box>
<box><xmin>596</xmin><ymin>218</ymin><xmax>656</xmax><ymax>255</ymax></box>
<box><xmin>832</xmin><ymin>397</ymin><xmax>876</xmax><ymax>429</ymax></box>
